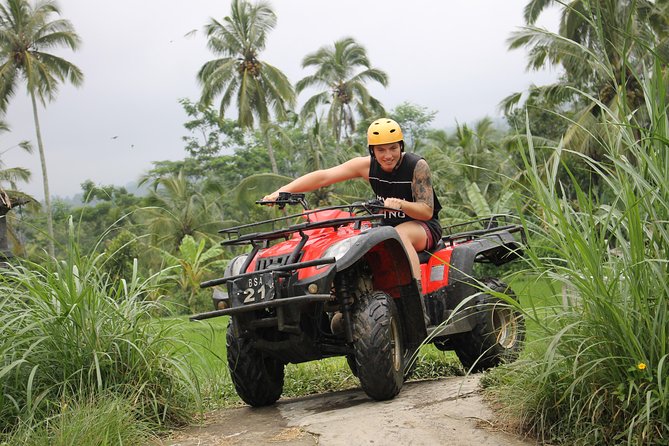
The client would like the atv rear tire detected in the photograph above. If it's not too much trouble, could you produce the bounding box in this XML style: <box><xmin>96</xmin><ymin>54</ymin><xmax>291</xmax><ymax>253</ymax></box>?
<box><xmin>452</xmin><ymin>278</ymin><xmax>525</xmax><ymax>372</ymax></box>
<box><xmin>226</xmin><ymin>321</ymin><xmax>284</xmax><ymax>407</ymax></box>
<box><xmin>352</xmin><ymin>291</ymin><xmax>404</xmax><ymax>400</ymax></box>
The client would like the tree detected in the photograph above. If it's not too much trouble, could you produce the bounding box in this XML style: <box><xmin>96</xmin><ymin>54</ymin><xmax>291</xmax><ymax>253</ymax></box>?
<box><xmin>139</xmin><ymin>170</ymin><xmax>224</xmax><ymax>253</ymax></box>
<box><xmin>0</xmin><ymin>120</ymin><xmax>31</xmax><ymax>195</ymax></box>
<box><xmin>197</xmin><ymin>0</ymin><xmax>295</xmax><ymax>174</ymax></box>
<box><xmin>180</xmin><ymin>97</ymin><xmax>243</xmax><ymax>161</ymax></box>
<box><xmin>159</xmin><ymin>235</ymin><xmax>227</xmax><ymax>312</ymax></box>
<box><xmin>0</xmin><ymin>0</ymin><xmax>83</xmax><ymax>257</ymax></box>
<box><xmin>390</xmin><ymin>102</ymin><xmax>437</xmax><ymax>152</ymax></box>
<box><xmin>296</xmin><ymin>37</ymin><xmax>388</xmax><ymax>143</ymax></box>
<box><xmin>503</xmin><ymin>0</ymin><xmax>661</xmax><ymax>155</ymax></box>
<box><xmin>421</xmin><ymin>118</ymin><xmax>518</xmax><ymax>222</ymax></box>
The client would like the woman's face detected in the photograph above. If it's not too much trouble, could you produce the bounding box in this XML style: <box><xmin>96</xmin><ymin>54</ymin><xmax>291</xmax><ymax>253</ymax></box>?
<box><xmin>372</xmin><ymin>143</ymin><xmax>402</xmax><ymax>172</ymax></box>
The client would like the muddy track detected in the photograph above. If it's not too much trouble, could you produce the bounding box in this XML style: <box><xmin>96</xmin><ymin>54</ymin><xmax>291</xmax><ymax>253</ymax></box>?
<box><xmin>164</xmin><ymin>375</ymin><xmax>536</xmax><ymax>446</ymax></box>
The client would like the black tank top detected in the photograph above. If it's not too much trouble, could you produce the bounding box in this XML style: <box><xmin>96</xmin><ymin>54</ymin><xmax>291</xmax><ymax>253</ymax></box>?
<box><xmin>368</xmin><ymin>152</ymin><xmax>442</xmax><ymax>242</ymax></box>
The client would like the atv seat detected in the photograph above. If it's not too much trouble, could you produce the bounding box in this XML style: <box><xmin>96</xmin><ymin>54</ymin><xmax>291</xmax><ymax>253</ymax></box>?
<box><xmin>418</xmin><ymin>238</ymin><xmax>446</xmax><ymax>264</ymax></box>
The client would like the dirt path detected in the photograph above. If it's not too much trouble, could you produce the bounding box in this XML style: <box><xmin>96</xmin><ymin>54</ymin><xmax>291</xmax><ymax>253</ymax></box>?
<box><xmin>164</xmin><ymin>375</ymin><xmax>536</xmax><ymax>446</ymax></box>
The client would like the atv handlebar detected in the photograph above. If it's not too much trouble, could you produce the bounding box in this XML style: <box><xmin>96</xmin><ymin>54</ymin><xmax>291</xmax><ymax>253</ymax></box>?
<box><xmin>256</xmin><ymin>192</ymin><xmax>308</xmax><ymax>210</ymax></box>
<box><xmin>255</xmin><ymin>192</ymin><xmax>399</xmax><ymax>215</ymax></box>
<box><xmin>352</xmin><ymin>198</ymin><xmax>402</xmax><ymax>215</ymax></box>
<box><xmin>218</xmin><ymin>196</ymin><xmax>400</xmax><ymax>244</ymax></box>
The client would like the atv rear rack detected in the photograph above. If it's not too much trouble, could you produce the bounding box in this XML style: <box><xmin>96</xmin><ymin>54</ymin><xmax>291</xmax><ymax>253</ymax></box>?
<box><xmin>442</xmin><ymin>223</ymin><xmax>525</xmax><ymax>246</ymax></box>
<box><xmin>441</xmin><ymin>215</ymin><xmax>526</xmax><ymax>246</ymax></box>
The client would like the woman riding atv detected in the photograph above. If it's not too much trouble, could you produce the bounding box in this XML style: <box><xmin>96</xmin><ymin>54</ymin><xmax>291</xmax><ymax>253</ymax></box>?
<box><xmin>263</xmin><ymin>118</ymin><xmax>442</xmax><ymax>281</ymax></box>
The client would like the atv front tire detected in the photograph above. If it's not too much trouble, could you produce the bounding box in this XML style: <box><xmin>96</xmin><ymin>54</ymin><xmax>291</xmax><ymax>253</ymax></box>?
<box><xmin>226</xmin><ymin>321</ymin><xmax>284</xmax><ymax>406</ymax></box>
<box><xmin>352</xmin><ymin>291</ymin><xmax>404</xmax><ymax>400</ymax></box>
<box><xmin>452</xmin><ymin>279</ymin><xmax>525</xmax><ymax>372</ymax></box>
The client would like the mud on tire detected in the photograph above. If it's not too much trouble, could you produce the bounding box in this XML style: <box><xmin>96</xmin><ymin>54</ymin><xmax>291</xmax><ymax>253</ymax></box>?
<box><xmin>226</xmin><ymin>321</ymin><xmax>284</xmax><ymax>407</ymax></box>
<box><xmin>452</xmin><ymin>278</ymin><xmax>525</xmax><ymax>372</ymax></box>
<box><xmin>352</xmin><ymin>291</ymin><xmax>404</xmax><ymax>400</ymax></box>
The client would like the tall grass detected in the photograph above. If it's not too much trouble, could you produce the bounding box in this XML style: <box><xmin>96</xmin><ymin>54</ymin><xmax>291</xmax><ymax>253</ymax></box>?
<box><xmin>487</xmin><ymin>60</ymin><xmax>669</xmax><ymax>445</ymax></box>
<box><xmin>7</xmin><ymin>395</ymin><xmax>156</xmax><ymax>446</ymax></box>
<box><xmin>0</xmin><ymin>221</ymin><xmax>200</xmax><ymax>440</ymax></box>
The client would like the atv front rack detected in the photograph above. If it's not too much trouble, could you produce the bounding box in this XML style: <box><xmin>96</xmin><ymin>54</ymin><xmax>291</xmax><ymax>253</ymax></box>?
<box><xmin>191</xmin><ymin>256</ymin><xmax>337</xmax><ymax>321</ymax></box>
<box><xmin>221</xmin><ymin>214</ymin><xmax>383</xmax><ymax>246</ymax></box>
<box><xmin>200</xmin><ymin>257</ymin><xmax>336</xmax><ymax>289</ymax></box>
<box><xmin>219</xmin><ymin>201</ymin><xmax>389</xmax><ymax>246</ymax></box>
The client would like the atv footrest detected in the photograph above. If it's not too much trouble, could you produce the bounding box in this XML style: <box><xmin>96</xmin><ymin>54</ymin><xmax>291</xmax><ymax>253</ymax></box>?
<box><xmin>189</xmin><ymin>293</ymin><xmax>332</xmax><ymax>321</ymax></box>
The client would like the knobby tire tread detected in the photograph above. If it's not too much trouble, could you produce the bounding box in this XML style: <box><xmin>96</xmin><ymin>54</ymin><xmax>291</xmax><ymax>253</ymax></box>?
<box><xmin>353</xmin><ymin>291</ymin><xmax>404</xmax><ymax>401</ymax></box>
<box><xmin>226</xmin><ymin>322</ymin><xmax>284</xmax><ymax>407</ymax></box>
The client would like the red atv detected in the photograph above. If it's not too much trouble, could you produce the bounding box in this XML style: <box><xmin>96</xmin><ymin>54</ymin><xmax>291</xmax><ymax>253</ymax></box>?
<box><xmin>191</xmin><ymin>192</ymin><xmax>525</xmax><ymax>406</ymax></box>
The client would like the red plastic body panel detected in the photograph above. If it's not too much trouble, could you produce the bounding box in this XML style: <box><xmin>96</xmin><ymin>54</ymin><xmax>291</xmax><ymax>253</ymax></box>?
<box><xmin>420</xmin><ymin>248</ymin><xmax>452</xmax><ymax>294</ymax></box>
<box><xmin>246</xmin><ymin>209</ymin><xmax>362</xmax><ymax>280</ymax></box>
<box><xmin>243</xmin><ymin>208</ymin><xmax>466</xmax><ymax>293</ymax></box>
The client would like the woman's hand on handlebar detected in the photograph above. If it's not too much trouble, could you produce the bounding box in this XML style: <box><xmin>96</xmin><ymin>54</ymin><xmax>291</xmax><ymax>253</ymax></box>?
<box><xmin>383</xmin><ymin>197</ymin><xmax>405</xmax><ymax>211</ymax></box>
<box><xmin>261</xmin><ymin>191</ymin><xmax>281</xmax><ymax>204</ymax></box>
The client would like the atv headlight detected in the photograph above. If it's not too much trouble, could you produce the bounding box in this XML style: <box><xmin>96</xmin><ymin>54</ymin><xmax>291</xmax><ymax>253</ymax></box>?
<box><xmin>228</xmin><ymin>254</ymin><xmax>248</xmax><ymax>276</ymax></box>
<box><xmin>321</xmin><ymin>236</ymin><xmax>361</xmax><ymax>263</ymax></box>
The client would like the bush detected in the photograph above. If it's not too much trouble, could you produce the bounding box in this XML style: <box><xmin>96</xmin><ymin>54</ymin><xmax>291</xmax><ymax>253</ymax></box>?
<box><xmin>0</xmin><ymin>223</ymin><xmax>201</xmax><ymax>439</ymax></box>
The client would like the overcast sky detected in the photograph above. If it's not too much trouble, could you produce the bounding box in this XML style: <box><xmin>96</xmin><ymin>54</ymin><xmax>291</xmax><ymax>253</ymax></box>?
<box><xmin>1</xmin><ymin>0</ymin><xmax>560</xmax><ymax>200</ymax></box>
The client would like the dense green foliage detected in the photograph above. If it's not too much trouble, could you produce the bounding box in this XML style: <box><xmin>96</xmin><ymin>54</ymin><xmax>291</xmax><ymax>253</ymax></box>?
<box><xmin>0</xmin><ymin>223</ymin><xmax>200</xmax><ymax>442</ymax></box>
<box><xmin>0</xmin><ymin>0</ymin><xmax>83</xmax><ymax>256</ymax></box>
<box><xmin>486</xmin><ymin>49</ymin><xmax>669</xmax><ymax>446</ymax></box>
<box><xmin>1</xmin><ymin>0</ymin><xmax>669</xmax><ymax>444</ymax></box>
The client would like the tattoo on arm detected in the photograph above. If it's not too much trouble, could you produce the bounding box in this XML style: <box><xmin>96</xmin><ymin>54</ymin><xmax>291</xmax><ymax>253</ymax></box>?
<box><xmin>412</xmin><ymin>160</ymin><xmax>434</xmax><ymax>210</ymax></box>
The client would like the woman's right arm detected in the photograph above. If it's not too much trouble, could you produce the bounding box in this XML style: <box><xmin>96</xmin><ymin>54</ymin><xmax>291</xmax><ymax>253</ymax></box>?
<box><xmin>263</xmin><ymin>157</ymin><xmax>370</xmax><ymax>201</ymax></box>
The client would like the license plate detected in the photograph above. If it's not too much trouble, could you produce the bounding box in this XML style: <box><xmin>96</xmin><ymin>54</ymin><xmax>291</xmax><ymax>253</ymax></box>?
<box><xmin>230</xmin><ymin>273</ymin><xmax>276</xmax><ymax>305</ymax></box>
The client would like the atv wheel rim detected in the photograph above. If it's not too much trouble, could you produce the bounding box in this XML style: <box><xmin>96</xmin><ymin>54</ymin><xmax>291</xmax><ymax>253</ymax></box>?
<box><xmin>390</xmin><ymin>317</ymin><xmax>402</xmax><ymax>371</ymax></box>
<box><xmin>492</xmin><ymin>304</ymin><xmax>517</xmax><ymax>349</ymax></box>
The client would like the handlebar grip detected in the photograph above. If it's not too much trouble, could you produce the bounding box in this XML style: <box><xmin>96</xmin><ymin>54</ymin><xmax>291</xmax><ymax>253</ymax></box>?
<box><xmin>256</xmin><ymin>192</ymin><xmax>309</xmax><ymax>210</ymax></box>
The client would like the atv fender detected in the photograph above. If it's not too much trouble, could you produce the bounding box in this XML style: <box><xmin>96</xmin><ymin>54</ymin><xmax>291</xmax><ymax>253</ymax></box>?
<box><xmin>447</xmin><ymin>232</ymin><xmax>522</xmax><ymax>308</ymax></box>
<box><xmin>334</xmin><ymin>225</ymin><xmax>427</xmax><ymax>346</ymax></box>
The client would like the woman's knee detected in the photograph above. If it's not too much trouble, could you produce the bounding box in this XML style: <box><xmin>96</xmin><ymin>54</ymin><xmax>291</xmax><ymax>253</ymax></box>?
<box><xmin>395</xmin><ymin>222</ymin><xmax>428</xmax><ymax>251</ymax></box>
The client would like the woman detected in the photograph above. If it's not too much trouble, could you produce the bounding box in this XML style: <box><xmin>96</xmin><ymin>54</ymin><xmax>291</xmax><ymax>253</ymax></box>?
<box><xmin>263</xmin><ymin>118</ymin><xmax>442</xmax><ymax>279</ymax></box>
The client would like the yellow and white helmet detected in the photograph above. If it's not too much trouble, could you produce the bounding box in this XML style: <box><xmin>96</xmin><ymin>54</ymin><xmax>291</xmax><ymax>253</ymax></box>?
<box><xmin>367</xmin><ymin>118</ymin><xmax>404</xmax><ymax>154</ymax></box>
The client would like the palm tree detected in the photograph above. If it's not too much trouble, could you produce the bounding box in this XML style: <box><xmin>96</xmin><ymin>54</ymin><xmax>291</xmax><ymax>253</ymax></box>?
<box><xmin>0</xmin><ymin>0</ymin><xmax>83</xmax><ymax>257</ymax></box>
<box><xmin>421</xmin><ymin>118</ymin><xmax>517</xmax><ymax>222</ymax></box>
<box><xmin>296</xmin><ymin>37</ymin><xmax>388</xmax><ymax>143</ymax></box>
<box><xmin>0</xmin><ymin>120</ymin><xmax>31</xmax><ymax>191</ymax></box>
<box><xmin>197</xmin><ymin>0</ymin><xmax>295</xmax><ymax>175</ymax></box>
<box><xmin>449</xmin><ymin>118</ymin><xmax>510</xmax><ymax>186</ymax></box>
<box><xmin>160</xmin><ymin>235</ymin><xmax>227</xmax><ymax>312</ymax></box>
<box><xmin>139</xmin><ymin>170</ymin><xmax>225</xmax><ymax>253</ymax></box>
<box><xmin>510</xmin><ymin>0</ymin><xmax>656</xmax><ymax>96</ymax></box>
<box><xmin>503</xmin><ymin>0</ymin><xmax>659</xmax><ymax>155</ymax></box>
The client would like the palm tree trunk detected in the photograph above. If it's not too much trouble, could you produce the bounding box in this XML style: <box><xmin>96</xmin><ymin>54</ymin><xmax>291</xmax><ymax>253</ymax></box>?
<box><xmin>263</xmin><ymin>125</ymin><xmax>279</xmax><ymax>174</ymax></box>
<box><xmin>30</xmin><ymin>90</ymin><xmax>55</xmax><ymax>258</ymax></box>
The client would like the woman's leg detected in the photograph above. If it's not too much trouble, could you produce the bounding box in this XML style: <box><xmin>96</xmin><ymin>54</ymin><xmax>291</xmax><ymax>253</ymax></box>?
<box><xmin>394</xmin><ymin>221</ymin><xmax>429</xmax><ymax>279</ymax></box>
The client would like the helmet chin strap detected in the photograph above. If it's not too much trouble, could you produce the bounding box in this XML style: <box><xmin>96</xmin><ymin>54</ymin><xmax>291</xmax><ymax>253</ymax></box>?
<box><xmin>393</xmin><ymin>152</ymin><xmax>404</xmax><ymax>171</ymax></box>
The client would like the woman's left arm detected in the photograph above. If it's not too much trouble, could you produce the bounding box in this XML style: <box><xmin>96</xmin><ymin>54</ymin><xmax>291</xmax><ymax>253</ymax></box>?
<box><xmin>390</xmin><ymin>159</ymin><xmax>434</xmax><ymax>221</ymax></box>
